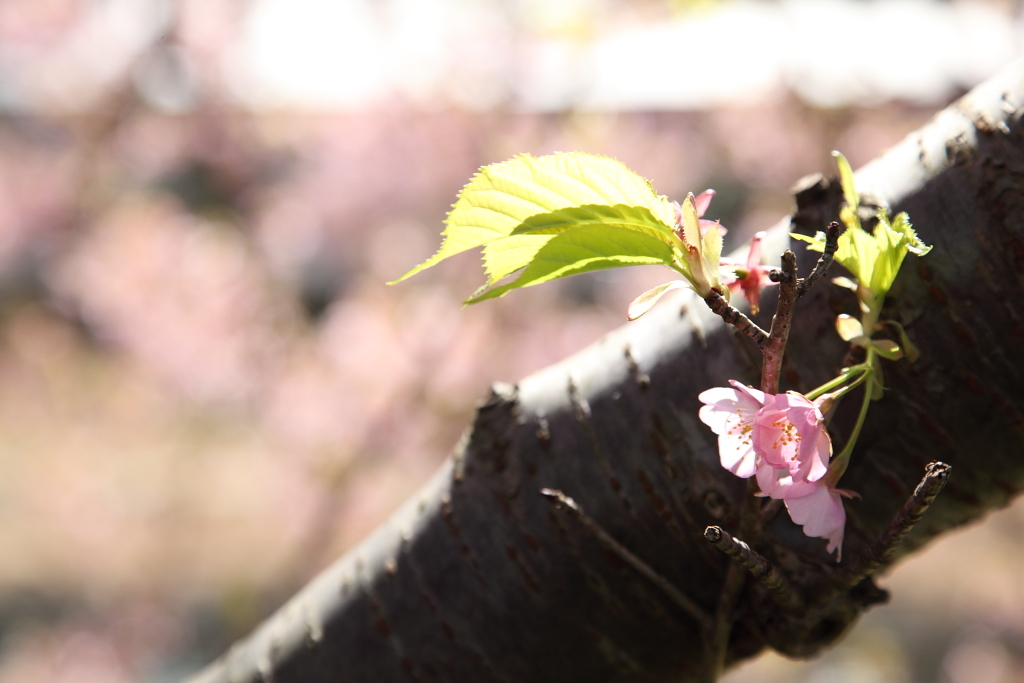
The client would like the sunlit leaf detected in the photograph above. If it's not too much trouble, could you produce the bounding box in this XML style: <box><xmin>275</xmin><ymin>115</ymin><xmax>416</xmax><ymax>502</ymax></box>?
<box><xmin>791</xmin><ymin>231</ymin><xmax>827</xmax><ymax>252</ymax></box>
<box><xmin>389</xmin><ymin>153</ymin><xmax>679</xmax><ymax>286</ymax></box>
<box><xmin>890</xmin><ymin>212</ymin><xmax>931</xmax><ymax>256</ymax></box>
<box><xmin>627</xmin><ymin>280</ymin><xmax>689</xmax><ymax>320</ymax></box>
<box><xmin>881</xmin><ymin>320</ymin><xmax>921</xmax><ymax>362</ymax></box>
<box><xmin>835</xmin><ymin>314</ymin><xmax>864</xmax><ymax>342</ymax></box>
<box><xmin>466</xmin><ymin>224</ymin><xmax>676</xmax><ymax>304</ymax></box>
<box><xmin>793</xmin><ymin>153</ymin><xmax>931</xmax><ymax>310</ymax></box>
<box><xmin>871</xmin><ymin>339</ymin><xmax>903</xmax><ymax>360</ymax></box>
<box><xmin>832</xmin><ymin>150</ymin><xmax>859</xmax><ymax>213</ymax></box>
<box><xmin>483</xmin><ymin>203</ymin><xmax>682</xmax><ymax>283</ymax></box>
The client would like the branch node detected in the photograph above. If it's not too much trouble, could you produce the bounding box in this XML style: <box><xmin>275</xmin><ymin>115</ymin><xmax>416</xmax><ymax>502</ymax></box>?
<box><xmin>704</xmin><ymin>526</ymin><xmax>804</xmax><ymax>612</ymax></box>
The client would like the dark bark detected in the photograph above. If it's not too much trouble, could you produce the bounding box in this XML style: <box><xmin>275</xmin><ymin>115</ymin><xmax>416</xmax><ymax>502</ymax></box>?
<box><xmin>185</xmin><ymin>60</ymin><xmax>1024</xmax><ymax>683</ymax></box>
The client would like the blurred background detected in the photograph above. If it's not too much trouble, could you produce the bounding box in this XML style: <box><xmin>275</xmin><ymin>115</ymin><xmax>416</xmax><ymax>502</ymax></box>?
<box><xmin>0</xmin><ymin>0</ymin><xmax>1021</xmax><ymax>681</ymax></box>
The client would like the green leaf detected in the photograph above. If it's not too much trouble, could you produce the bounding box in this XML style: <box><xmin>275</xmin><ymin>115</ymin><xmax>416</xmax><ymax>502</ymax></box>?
<box><xmin>791</xmin><ymin>231</ymin><xmax>827</xmax><ymax>252</ymax></box>
<box><xmin>835</xmin><ymin>314</ymin><xmax>864</xmax><ymax>342</ymax></box>
<box><xmin>798</xmin><ymin>209</ymin><xmax>931</xmax><ymax>304</ymax></box>
<box><xmin>890</xmin><ymin>212</ymin><xmax>932</xmax><ymax>256</ymax></box>
<box><xmin>679</xmin><ymin>193</ymin><xmax>724</xmax><ymax>296</ymax></box>
<box><xmin>832</xmin><ymin>150</ymin><xmax>859</xmax><ymax>213</ymax></box>
<box><xmin>627</xmin><ymin>280</ymin><xmax>689</xmax><ymax>320</ymax></box>
<box><xmin>836</xmin><ymin>221</ymin><xmax>876</xmax><ymax>289</ymax></box>
<box><xmin>466</xmin><ymin>224</ymin><xmax>677</xmax><ymax>304</ymax></box>
<box><xmin>482</xmin><ymin>203</ymin><xmax>683</xmax><ymax>283</ymax></box>
<box><xmin>871</xmin><ymin>339</ymin><xmax>903</xmax><ymax>360</ymax></box>
<box><xmin>881</xmin><ymin>320</ymin><xmax>921</xmax><ymax>363</ymax></box>
<box><xmin>389</xmin><ymin>153</ymin><xmax>678</xmax><ymax>285</ymax></box>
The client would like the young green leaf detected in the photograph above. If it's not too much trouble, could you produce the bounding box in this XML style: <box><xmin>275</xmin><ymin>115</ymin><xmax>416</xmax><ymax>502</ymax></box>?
<box><xmin>793</xmin><ymin>153</ymin><xmax>931</xmax><ymax>305</ymax></box>
<box><xmin>389</xmin><ymin>153</ymin><xmax>679</xmax><ymax>287</ymax></box>
<box><xmin>466</xmin><ymin>224</ymin><xmax>677</xmax><ymax>304</ymax></box>
<box><xmin>482</xmin><ymin>203</ymin><xmax>681</xmax><ymax>284</ymax></box>
<box><xmin>835</xmin><ymin>314</ymin><xmax>865</xmax><ymax>342</ymax></box>
<box><xmin>627</xmin><ymin>280</ymin><xmax>689</xmax><ymax>321</ymax></box>
<box><xmin>881</xmin><ymin>320</ymin><xmax>921</xmax><ymax>362</ymax></box>
<box><xmin>871</xmin><ymin>339</ymin><xmax>903</xmax><ymax>360</ymax></box>
<box><xmin>833</xmin><ymin>149</ymin><xmax>859</xmax><ymax>209</ymax></box>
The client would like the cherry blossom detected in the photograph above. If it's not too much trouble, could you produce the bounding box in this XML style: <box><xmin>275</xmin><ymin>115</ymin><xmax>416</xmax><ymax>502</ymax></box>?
<box><xmin>700</xmin><ymin>381</ymin><xmax>852</xmax><ymax>560</ymax></box>
<box><xmin>697</xmin><ymin>380</ymin><xmax>769</xmax><ymax>478</ymax></box>
<box><xmin>753</xmin><ymin>391</ymin><xmax>831</xmax><ymax>485</ymax></box>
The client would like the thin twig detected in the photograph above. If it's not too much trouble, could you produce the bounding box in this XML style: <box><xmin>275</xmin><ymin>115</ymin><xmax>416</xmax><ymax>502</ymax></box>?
<box><xmin>760</xmin><ymin>251</ymin><xmax>799</xmax><ymax>395</ymax></box>
<box><xmin>835</xmin><ymin>462</ymin><xmax>951</xmax><ymax>590</ymax></box>
<box><xmin>704</xmin><ymin>526</ymin><xmax>804</xmax><ymax>613</ymax></box>
<box><xmin>539</xmin><ymin>489</ymin><xmax>712</xmax><ymax>630</ymax></box>
<box><xmin>703</xmin><ymin>290</ymin><xmax>769</xmax><ymax>347</ymax></box>
<box><xmin>796</xmin><ymin>221</ymin><xmax>842</xmax><ymax>297</ymax></box>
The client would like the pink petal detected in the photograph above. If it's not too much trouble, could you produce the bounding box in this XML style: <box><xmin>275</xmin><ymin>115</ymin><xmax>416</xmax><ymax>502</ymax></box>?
<box><xmin>698</xmin><ymin>382</ymin><xmax>766</xmax><ymax>479</ymax></box>
<box><xmin>721</xmin><ymin>432</ymin><xmax>757</xmax><ymax>477</ymax></box>
<box><xmin>756</xmin><ymin>461</ymin><xmax>780</xmax><ymax>496</ymax></box>
<box><xmin>784</xmin><ymin>485</ymin><xmax>847</xmax><ymax>561</ymax></box>
<box><xmin>746</xmin><ymin>231</ymin><xmax>765</xmax><ymax>268</ymax></box>
<box><xmin>727</xmin><ymin>379</ymin><xmax>767</xmax><ymax>405</ymax></box>
<box><xmin>693</xmin><ymin>189</ymin><xmax>715</xmax><ymax>217</ymax></box>
<box><xmin>740</xmin><ymin>273</ymin><xmax>763</xmax><ymax>315</ymax></box>
<box><xmin>762</xmin><ymin>471</ymin><xmax>817</xmax><ymax>500</ymax></box>
<box><xmin>808</xmin><ymin>428</ymin><xmax>831</xmax><ymax>481</ymax></box>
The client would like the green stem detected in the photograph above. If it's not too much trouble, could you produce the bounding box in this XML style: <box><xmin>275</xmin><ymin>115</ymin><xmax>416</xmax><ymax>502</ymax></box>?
<box><xmin>830</xmin><ymin>349</ymin><xmax>877</xmax><ymax>480</ymax></box>
<box><xmin>805</xmin><ymin>362</ymin><xmax>870</xmax><ymax>401</ymax></box>
<box><xmin>828</xmin><ymin>366</ymin><xmax>871</xmax><ymax>402</ymax></box>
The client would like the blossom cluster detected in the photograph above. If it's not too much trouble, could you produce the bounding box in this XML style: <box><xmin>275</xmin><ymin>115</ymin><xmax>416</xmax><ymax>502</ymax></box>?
<box><xmin>698</xmin><ymin>381</ymin><xmax>857</xmax><ymax>560</ymax></box>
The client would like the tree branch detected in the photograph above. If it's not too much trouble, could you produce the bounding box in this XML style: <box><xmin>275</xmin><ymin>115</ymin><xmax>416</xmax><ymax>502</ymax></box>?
<box><xmin>797</xmin><ymin>221</ymin><xmax>842</xmax><ymax>297</ymax></box>
<box><xmin>705</xmin><ymin>526</ymin><xmax>804</xmax><ymax>613</ymax></box>
<box><xmin>183</xmin><ymin>58</ymin><xmax>1024</xmax><ymax>683</ymax></box>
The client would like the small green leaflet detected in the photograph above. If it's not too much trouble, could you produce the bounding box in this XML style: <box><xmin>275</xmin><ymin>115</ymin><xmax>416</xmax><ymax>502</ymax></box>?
<box><xmin>791</xmin><ymin>151</ymin><xmax>931</xmax><ymax>301</ymax></box>
<box><xmin>389</xmin><ymin>152</ymin><xmax>691</xmax><ymax>304</ymax></box>
<box><xmin>793</xmin><ymin>210</ymin><xmax>931</xmax><ymax>299</ymax></box>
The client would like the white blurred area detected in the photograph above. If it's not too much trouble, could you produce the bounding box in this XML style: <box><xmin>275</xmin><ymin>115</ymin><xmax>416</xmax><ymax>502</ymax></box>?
<box><xmin>0</xmin><ymin>0</ymin><xmax>1019</xmax><ymax>114</ymax></box>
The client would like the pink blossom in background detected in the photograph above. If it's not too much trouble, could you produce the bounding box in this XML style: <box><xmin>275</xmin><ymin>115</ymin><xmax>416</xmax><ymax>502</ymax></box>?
<box><xmin>721</xmin><ymin>231</ymin><xmax>775</xmax><ymax>314</ymax></box>
<box><xmin>697</xmin><ymin>380</ymin><xmax>769</xmax><ymax>478</ymax></box>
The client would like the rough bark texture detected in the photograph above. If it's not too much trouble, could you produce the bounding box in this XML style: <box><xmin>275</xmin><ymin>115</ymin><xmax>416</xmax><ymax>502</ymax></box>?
<box><xmin>186</xmin><ymin>59</ymin><xmax>1024</xmax><ymax>683</ymax></box>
